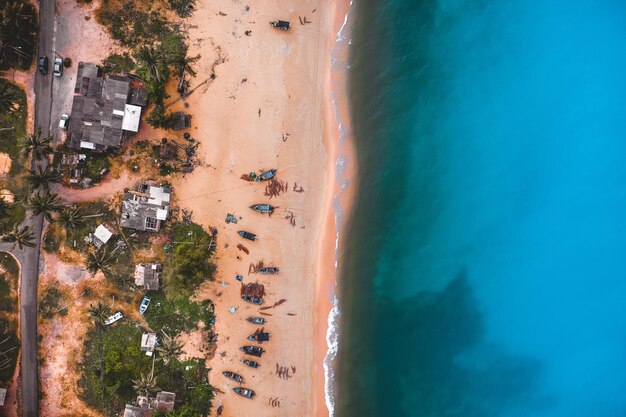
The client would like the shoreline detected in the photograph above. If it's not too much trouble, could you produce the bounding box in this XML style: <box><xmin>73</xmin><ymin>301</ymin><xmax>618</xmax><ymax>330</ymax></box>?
<box><xmin>314</xmin><ymin>1</ymin><xmax>356</xmax><ymax>417</ymax></box>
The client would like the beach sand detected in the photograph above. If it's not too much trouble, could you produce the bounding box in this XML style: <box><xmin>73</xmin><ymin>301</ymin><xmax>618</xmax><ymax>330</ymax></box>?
<box><xmin>166</xmin><ymin>0</ymin><xmax>349</xmax><ymax>416</ymax></box>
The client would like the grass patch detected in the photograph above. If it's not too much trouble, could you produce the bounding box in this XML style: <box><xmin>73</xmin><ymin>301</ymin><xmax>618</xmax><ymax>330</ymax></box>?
<box><xmin>144</xmin><ymin>291</ymin><xmax>214</xmax><ymax>335</ymax></box>
<box><xmin>79</xmin><ymin>323</ymin><xmax>214</xmax><ymax>417</ymax></box>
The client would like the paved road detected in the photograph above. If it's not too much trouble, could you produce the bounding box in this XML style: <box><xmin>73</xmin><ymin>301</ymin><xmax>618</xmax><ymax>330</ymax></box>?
<box><xmin>10</xmin><ymin>1</ymin><xmax>57</xmax><ymax>416</ymax></box>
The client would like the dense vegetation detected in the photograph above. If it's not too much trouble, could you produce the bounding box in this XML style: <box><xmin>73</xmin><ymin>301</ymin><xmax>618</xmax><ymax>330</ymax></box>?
<box><xmin>0</xmin><ymin>79</ymin><xmax>28</xmax><ymax>233</ymax></box>
<box><xmin>79</xmin><ymin>323</ymin><xmax>214</xmax><ymax>416</ymax></box>
<box><xmin>0</xmin><ymin>0</ymin><xmax>38</xmax><ymax>70</ymax></box>
<box><xmin>163</xmin><ymin>222</ymin><xmax>216</xmax><ymax>298</ymax></box>
<box><xmin>0</xmin><ymin>253</ymin><xmax>20</xmax><ymax>383</ymax></box>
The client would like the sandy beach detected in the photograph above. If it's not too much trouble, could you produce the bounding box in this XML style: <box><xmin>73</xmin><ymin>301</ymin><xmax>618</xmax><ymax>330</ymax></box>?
<box><xmin>167</xmin><ymin>0</ymin><xmax>351</xmax><ymax>415</ymax></box>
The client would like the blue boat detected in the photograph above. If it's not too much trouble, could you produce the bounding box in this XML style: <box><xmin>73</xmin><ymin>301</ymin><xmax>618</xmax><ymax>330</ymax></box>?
<box><xmin>139</xmin><ymin>296</ymin><xmax>151</xmax><ymax>315</ymax></box>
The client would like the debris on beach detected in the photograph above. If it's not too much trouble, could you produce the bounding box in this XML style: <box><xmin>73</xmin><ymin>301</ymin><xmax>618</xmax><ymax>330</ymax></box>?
<box><xmin>229</xmin><ymin>306</ymin><xmax>237</xmax><ymax>314</ymax></box>
<box><xmin>249</xmin><ymin>260</ymin><xmax>264</xmax><ymax>274</ymax></box>
<box><xmin>264</xmin><ymin>178</ymin><xmax>288</xmax><ymax>199</ymax></box>
<box><xmin>285</xmin><ymin>211</ymin><xmax>296</xmax><ymax>227</ymax></box>
<box><xmin>236</xmin><ymin>243</ymin><xmax>249</xmax><ymax>254</ymax></box>
<box><xmin>293</xmin><ymin>182</ymin><xmax>305</xmax><ymax>193</ymax></box>
<box><xmin>241</xmin><ymin>282</ymin><xmax>265</xmax><ymax>297</ymax></box>
<box><xmin>225</xmin><ymin>213</ymin><xmax>238</xmax><ymax>224</ymax></box>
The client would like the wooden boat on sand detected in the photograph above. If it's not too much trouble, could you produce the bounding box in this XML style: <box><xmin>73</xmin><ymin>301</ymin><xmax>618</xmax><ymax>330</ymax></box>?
<box><xmin>240</xmin><ymin>345</ymin><xmax>265</xmax><ymax>357</ymax></box>
<box><xmin>233</xmin><ymin>387</ymin><xmax>256</xmax><ymax>399</ymax></box>
<box><xmin>238</xmin><ymin>230</ymin><xmax>257</xmax><ymax>241</ymax></box>
<box><xmin>223</xmin><ymin>371</ymin><xmax>244</xmax><ymax>383</ymax></box>
<box><xmin>242</xmin><ymin>359</ymin><xmax>260</xmax><ymax>368</ymax></box>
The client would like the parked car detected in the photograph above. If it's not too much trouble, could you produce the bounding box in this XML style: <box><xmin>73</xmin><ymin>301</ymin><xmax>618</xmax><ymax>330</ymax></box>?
<box><xmin>53</xmin><ymin>58</ymin><xmax>63</xmax><ymax>76</ymax></box>
<box><xmin>38</xmin><ymin>56</ymin><xmax>48</xmax><ymax>75</ymax></box>
<box><xmin>59</xmin><ymin>114</ymin><xmax>69</xmax><ymax>130</ymax></box>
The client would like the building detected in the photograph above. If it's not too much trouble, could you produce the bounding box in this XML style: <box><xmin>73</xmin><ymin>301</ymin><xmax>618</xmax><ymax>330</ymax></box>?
<box><xmin>140</xmin><ymin>333</ymin><xmax>157</xmax><ymax>356</ymax></box>
<box><xmin>134</xmin><ymin>263</ymin><xmax>162</xmax><ymax>290</ymax></box>
<box><xmin>123</xmin><ymin>404</ymin><xmax>147</xmax><ymax>417</ymax></box>
<box><xmin>132</xmin><ymin>391</ymin><xmax>176</xmax><ymax>415</ymax></box>
<box><xmin>121</xmin><ymin>182</ymin><xmax>172</xmax><ymax>232</ymax></box>
<box><xmin>154</xmin><ymin>391</ymin><xmax>176</xmax><ymax>413</ymax></box>
<box><xmin>68</xmin><ymin>62</ymin><xmax>146</xmax><ymax>152</ymax></box>
<box><xmin>93</xmin><ymin>224</ymin><xmax>114</xmax><ymax>247</ymax></box>
<box><xmin>0</xmin><ymin>387</ymin><xmax>6</xmax><ymax>407</ymax></box>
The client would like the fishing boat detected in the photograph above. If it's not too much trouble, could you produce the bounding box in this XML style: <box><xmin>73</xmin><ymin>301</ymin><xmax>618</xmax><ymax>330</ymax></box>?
<box><xmin>233</xmin><ymin>387</ymin><xmax>256</xmax><ymax>399</ymax></box>
<box><xmin>242</xmin><ymin>359</ymin><xmax>260</xmax><ymax>368</ymax></box>
<box><xmin>241</xmin><ymin>295</ymin><xmax>264</xmax><ymax>305</ymax></box>
<box><xmin>238</xmin><ymin>230</ymin><xmax>257</xmax><ymax>241</ymax></box>
<box><xmin>254</xmin><ymin>169</ymin><xmax>277</xmax><ymax>182</ymax></box>
<box><xmin>247</xmin><ymin>332</ymin><xmax>271</xmax><ymax>343</ymax></box>
<box><xmin>222</xmin><ymin>371</ymin><xmax>244</xmax><ymax>383</ymax></box>
<box><xmin>269</xmin><ymin>21</ymin><xmax>290</xmax><ymax>31</ymax></box>
<box><xmin>250</xmin><ymin>204</ymin><xmax>274</xmax><ymax>214</ymax></box>
<box><xmin>139</xmin><ymin>296</ymin><xmax>151</xmax><ymax>315</ymax></box>
<box><xmin>247</xmin><ymin>316</ymin><xmax>266</xmax><ymax>325</ymax></box>
<box><xmin>258</xmin><ymin>267</ymin><xmax>279</xmax><ymax>275</ymax></box>
<box><xmin>240</xmin><ymin>345</ymin><xmax>265</xmax><ymax>357</ymax></box>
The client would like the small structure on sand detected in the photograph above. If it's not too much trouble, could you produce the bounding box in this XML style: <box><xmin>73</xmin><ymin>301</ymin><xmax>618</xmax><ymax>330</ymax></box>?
<box><xmin>140</xmin><ymin>333</ymin><xmax>157</xmax><ymax>356</ymax></box>
<box><xmin>121</xmin><ymin>182</ymin><xmax>172</xmax><ymax>232</ymax></box>
<box><xmin>172</xmin><ymin>112</ymin><xmax>192</xmax><ymax>131</ymax></box>
<box><xmin>0</xmin><ymin>387</ymin><xmax>6</xmax><ymax>406</ymax></box>
<box><xmin>134</xmin><ymin>262</ymin><xmax>162</xmax><ymax>290</ymax></box>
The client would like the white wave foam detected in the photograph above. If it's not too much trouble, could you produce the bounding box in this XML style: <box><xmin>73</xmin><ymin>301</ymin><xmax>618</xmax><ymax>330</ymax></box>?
<box><xmin>324</xmin><ymin>2</ymin><xmax>355</xmax><ymax>416</ymax></box>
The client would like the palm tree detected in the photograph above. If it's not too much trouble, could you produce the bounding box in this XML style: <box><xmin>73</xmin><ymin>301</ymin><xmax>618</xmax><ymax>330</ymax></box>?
<box><xmin>132</xmin><ymin>372</ymin><xmax>160</xmax><ymax>396</ymax></box>
<box><xmin>87</xmin><ymin>301</ymin><xmax>110</xmax><ymax>327</ymax></box>
<box><xmin>85</xmin><ymin>249</ymin><xmax>114</xmax><ymax>276</ymax></box>
<box><xmin>0</xmin><ymin>1</ymin><xmax>36</xmax><ymax>68</ymax></box>
<box><xmin>134</xmin><ymin>46</ymin><xmax>166</xmax><ymax>83</ymax></box>
<box><xmin>28</xmin><ymin>192</ymin><xmax>61</xmax><ymax>221</ymax></box>
<box><xmin>26</xmin><ymin>165</ymin><xmax>60</xmax><ymax>190</ymax></box>
<box><xmin>173</xmin><ymin>44</ymin><xmax>200</xmax><ymax>79</ymax></box>
<box><xmin>56</xmin><ymin>206</ymin><xmax>83</xmax><ymax>230</ymax></box>
<box><xmin>156</xmin><ymin>331</ymin><xmax>184</xmax><ymax>364</ymax></box>
<box><xmin>168</xmin><ymin>0</ymin><xmax>197</xmax><ymax>18</ymax></box>
<box><xmin>20</xmin><ymin>129</ymin><xmax>53</xmax><ymax>160</ymax></box>
<box><xmin>1</xmin><ymin>224</ymin><xmax>35</xmax><ymax>250</ymax></box>
<box><xmin>0</xmin><ymin>82</ymin><xmax>20</xmax><ymax>114</ymax></box>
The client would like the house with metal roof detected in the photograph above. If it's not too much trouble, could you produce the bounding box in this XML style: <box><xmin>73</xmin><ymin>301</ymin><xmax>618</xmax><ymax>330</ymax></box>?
<box><xmin>134</xmin><ymin>263</ymin><xmax>162</xmax><ymax>290</ymax></box>
<box><xmin>121</xmin><ymin>182</ymin><xmax>172</xmax><ymax>232</ymax></box>
<box><xmin>68</xmin><ymin>62</ymin><xmax>146</xmax><ymax>152</ymax></box>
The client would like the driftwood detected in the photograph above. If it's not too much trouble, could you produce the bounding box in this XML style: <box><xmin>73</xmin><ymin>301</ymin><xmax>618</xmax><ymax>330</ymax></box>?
<box><xmin>264</xmin><ymin>178</ymin><xmax>288</xmax><ymax>199</ymax></box>
<box><xmin>249</xmin><ymin>260</ymin><xmax>264</xmax><ymax>274</ymax></box>
<box><xmin>237</xmin><ymin>244</ymin><xmax>249</xmax><ymax>255</ymax></box>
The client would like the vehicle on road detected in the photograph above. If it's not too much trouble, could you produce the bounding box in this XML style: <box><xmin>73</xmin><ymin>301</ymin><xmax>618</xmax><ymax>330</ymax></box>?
<box><xmin>53</xmin><ymin>58</ymin><xmax>63</xmax><ymax>76</ymax></box>
<box><xmin>38</xmin><ymin>56</ymin><xmax>49</xmax><ymax>75</ymax></box>
<box><xmin>59</xmin><ymin>114</ymin><xmax>69</xmax><ymax>130</ymax></box>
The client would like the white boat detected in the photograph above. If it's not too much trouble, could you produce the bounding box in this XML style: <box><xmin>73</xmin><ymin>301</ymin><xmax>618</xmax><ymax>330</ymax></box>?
<box><xmin>104</xmin><ymin>312</ymin><xmax>124</xmax><ymax>325</ymax></box>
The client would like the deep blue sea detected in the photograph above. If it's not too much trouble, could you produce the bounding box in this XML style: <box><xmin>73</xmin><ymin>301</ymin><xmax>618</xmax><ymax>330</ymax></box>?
<box><xmin>336</xmin><ymin>1</ymin><xmax>626</xmax><ymax>417</ymax></box>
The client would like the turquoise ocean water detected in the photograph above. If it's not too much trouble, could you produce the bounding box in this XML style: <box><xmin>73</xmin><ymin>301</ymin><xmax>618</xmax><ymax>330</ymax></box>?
<box><xmin>336</xmin><ymin>1</ymin><xmax>626</xmax><ymax>416</ymax></box>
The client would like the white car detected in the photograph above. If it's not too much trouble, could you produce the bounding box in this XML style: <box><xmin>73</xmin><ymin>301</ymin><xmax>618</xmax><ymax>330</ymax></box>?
<box><xmin>53</xmin><ymin>58</ymin><xmax>63</xmax><ymax>76</ymax></box>
<box><xmin>59</xmin><ymin>114</ymin><xmax>69</xmax><ymax>130</ymax></box>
